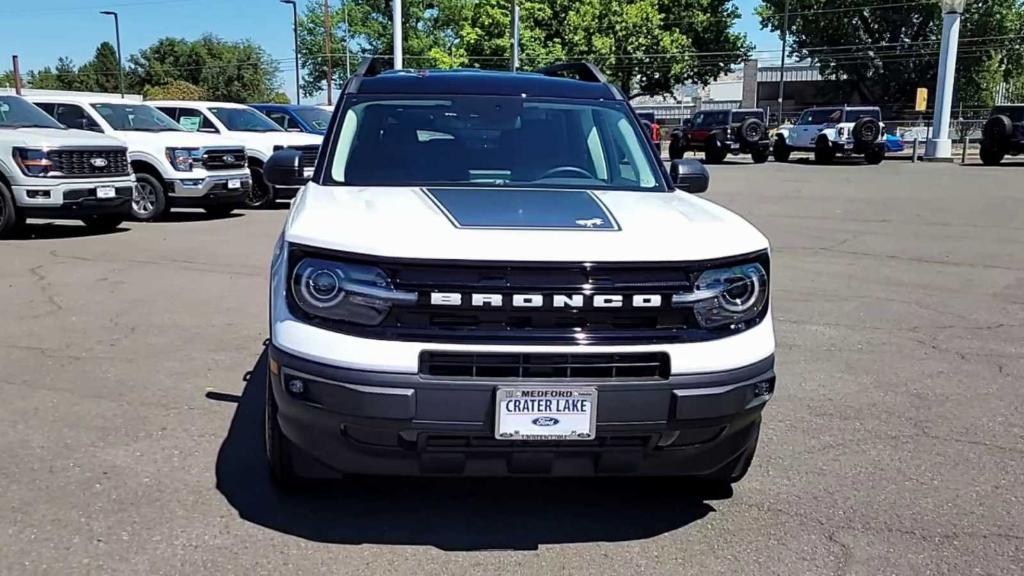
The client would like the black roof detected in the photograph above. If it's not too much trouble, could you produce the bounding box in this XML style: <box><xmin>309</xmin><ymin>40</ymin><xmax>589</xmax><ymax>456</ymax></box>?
<box><xmin>346</xmin><ymin>68</ymin><xmax>623</xmax><ymax>101</ymax></box>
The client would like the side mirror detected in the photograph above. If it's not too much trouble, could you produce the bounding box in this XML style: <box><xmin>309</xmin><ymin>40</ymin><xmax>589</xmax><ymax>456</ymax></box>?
<box><xmin>263</xmin><ymin>149</ymin><xmax>308</xmax><ymax>188</ymax></box>
<box><xmin>682</xmin><ymin>119</ymin><xmax>693</xmax><ymax>129</ymax></box>
<box><xmin>670</xmin><ymin>159</ymin><xmax>709</xmax><ymax>194</ymax></box>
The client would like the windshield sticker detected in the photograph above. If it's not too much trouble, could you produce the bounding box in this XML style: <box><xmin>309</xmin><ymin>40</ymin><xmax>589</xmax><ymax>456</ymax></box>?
<box><xmin>424</xmin><ymin>188</ymin><xmax>620</xmax><ymax>231</ymax></box>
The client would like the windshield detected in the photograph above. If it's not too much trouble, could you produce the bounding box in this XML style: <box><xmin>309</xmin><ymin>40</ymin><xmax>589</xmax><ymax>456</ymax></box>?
<box><xmin>798</xmin><ymin>109</ymin><xmax>843</xmax><ymax>125</ymax></box>
<box><xmin>93</xmin><ymin>103</ymin><xmax>183</xmax><ymax>132</ymax></box>
<box><xmin>329</xmin><ymin>96</ymin><xmax>664</xmax><ymax>191</ymax></box>
<box><xmin>210</xmin><ymin>107</ymin><xmax>283</xmax><ymax>132</ymax></box>
<box><xmin>993</xmin><ymin>107</ymin><xmax>1024</xmax><ymax>123</ymax></box>
<box><xmin>0</xmin><ymin>96</ymin><xmax>65</xmax><ymax>129</ymax></box>
<box><xmin>295</xmin><ymin>107</ymin><xmax>332</xmax><ymax>133</ymax></box>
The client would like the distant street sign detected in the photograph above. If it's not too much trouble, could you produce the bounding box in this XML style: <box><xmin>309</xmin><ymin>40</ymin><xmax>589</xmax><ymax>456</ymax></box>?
<box><xmin>915</xmin><ymin>88</ymin><xmax>928</xmax><ymax>112</ymax></box>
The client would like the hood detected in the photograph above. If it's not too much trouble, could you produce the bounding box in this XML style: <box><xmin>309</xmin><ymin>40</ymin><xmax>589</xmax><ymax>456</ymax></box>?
<box><xmin>113</xmin><ymin>130</ymin><xmax>245</xmax><ymax>149</ymax></box>
<box><xmin>5</xmin><ymin>127</ymin><xmax>126</xmax><ymax>148</ymax></box>
<box><xmin>232</xmin><ymin>131</ymin><xmax>323</xmax><ymax>158</ymax></box>
<box><xmin>285</xmin><ymin>185</ymin><xmax>769</xmax><ymax>263</ymax></box>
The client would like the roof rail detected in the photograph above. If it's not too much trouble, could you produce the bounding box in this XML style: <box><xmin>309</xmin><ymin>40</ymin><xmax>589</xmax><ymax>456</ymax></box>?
<box><xmin>536</xmin><ymin>62</ymin><xmax>609</xmax><ymax>84</ymax></box>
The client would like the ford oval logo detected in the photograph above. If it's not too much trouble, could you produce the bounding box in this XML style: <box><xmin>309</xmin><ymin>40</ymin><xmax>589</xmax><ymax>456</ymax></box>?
<box><xmin>224</xmin><ymin>154</ymin><xmax>236</xmax><ymax>163</ymax></box>
<box><xmin>90</xmin><ymin>157</ymin><xmax>109</xmax><ymax>168</ymax></box>
<box><xmin>532</xmin><ymin>416</ymin><xmax>560</xmax><ymax>427</ymax></box>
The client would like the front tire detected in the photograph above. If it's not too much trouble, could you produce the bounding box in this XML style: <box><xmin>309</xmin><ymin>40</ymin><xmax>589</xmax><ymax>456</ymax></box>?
<box><xmin>81</xmin><ymin>215</ymin><xmax>124</xmax><ymax>232</ymax></box>
<box><xmin>704</xmin><ymin>136</ymin><xmax>726</xmax><ymax>164</ymax></box>
<box><xmin>773</xmin><ymin>137</ymin><xmax>791</xmax><ymax>163</ymax></box>
<box><xmin>131</xmin><ymin>173</ymin><xmax>168</xmax><ymax>221</ymax></box>
<box><xmin>750</xmin><ymin>148</ymin><xmax>770</xmax><ymax>164</ymax></box>
<box><xmin>864</xmin><ymin>146</ymin><xmax>885</xmax><ymax>165</ymax></box>
<box><xmin>814</xmin><ymin>137</ymin><xmax>835</xmax><ymax>164</ymax></box>
<box><xmin>265</xmin><ymin>367</ymin><xmax>305</xmax><ymax>489</ymax></box>
<box><xmin>980</xmin><ymin>143</ymin><xmax>1006</xmax><ymax>166</ymax></box>
<box><xmin>0</xmin><ymin>180</ymin><xmax>22</xmax><ymax>239</ymax></box>
<box><xmin>245</xmin><ymin>166</ymin><xmax>275</xmax><ymax>209</ymax></box>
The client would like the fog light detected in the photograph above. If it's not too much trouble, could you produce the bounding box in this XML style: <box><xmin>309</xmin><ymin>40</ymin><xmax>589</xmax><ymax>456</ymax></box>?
<box><xmin>286</xmin><ymin>379</ymin><xmax>305</xmax><ymax>395</ymax></box>
<box><xmin>753</xmin><ymin>379</ymin><xmax>775</xmax><ymax>398</ymax></box>
<box><xmin>26</xmin><ymin>190</ymin><xmax>51</xmax><ymax>199</ymax></box>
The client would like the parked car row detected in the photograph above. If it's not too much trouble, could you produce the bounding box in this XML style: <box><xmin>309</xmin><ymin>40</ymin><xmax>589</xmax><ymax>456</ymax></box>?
<box><xmin>0</xmin><ymin>94</ymin><xmax>324</xmax><ymax>237</ymax></box>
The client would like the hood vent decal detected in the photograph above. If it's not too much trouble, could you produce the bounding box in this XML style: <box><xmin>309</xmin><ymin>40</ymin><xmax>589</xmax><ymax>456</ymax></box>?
<box><xmin>424</xmin><ymin>188</ymin><xmax>620</xmax><ymax>231</ymax></box>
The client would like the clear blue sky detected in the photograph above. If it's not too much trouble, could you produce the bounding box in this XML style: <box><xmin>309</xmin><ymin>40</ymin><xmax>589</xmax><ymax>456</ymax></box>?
<box><xmin>1</xmin><ymin>0</ymin><xmax>783</xmax><ymax>102</ymax></box>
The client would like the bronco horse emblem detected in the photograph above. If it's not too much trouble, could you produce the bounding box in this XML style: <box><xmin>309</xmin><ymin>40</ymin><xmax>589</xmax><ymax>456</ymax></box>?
<box><xmin>575</xmin><ymin>218</ymin><xmax>604</xmax><ymax>228</ymax></box>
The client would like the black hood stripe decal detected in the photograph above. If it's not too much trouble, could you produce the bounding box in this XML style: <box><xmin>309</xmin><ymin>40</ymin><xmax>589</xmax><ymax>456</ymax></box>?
<box><xmin>424</xmin><ymin>188</ymin><xmax>620</xmax><ymax>231</ymax></box>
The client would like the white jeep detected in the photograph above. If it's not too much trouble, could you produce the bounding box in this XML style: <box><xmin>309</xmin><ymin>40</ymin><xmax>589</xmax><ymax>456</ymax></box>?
<box><xmin>259</xmin><ymin>61</ymin><xmax>775</xmax><ymax>488</ymax></box>
<box><xmin>148</xmin><ymin>101</ymin><xmax>323</xmax><ymax>209</ymax></box>
<box><xmin>0</xmin><ymin>94</ymin><xmax>135</xmax><ymax>237</ymax></box>
<box><xmin>773</xmin><ymin>106</ymin><xmax>886</xmax><ymax>164</ymax></box>
<box><xmin>28</xmin><ymin>96</ymin><xmax>252</xmax><ymax>220</ymax></box>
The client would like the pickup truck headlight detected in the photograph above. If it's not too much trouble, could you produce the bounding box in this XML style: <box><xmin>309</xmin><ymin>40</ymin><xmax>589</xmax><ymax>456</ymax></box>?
<box><xmin>166</xmin><ymin>148</ymin><xmax>198</xmax><ymax>172</ymax></box>
<box><xmin>673</xmin><ymin>262</ymin><xmax>768</xmax><ymax>329</ymax></box>
<box><xmin>291</xmin><ymin>258</ymin><xmax>417</xmax><ymax>326</ymax></box>
<box><xmin>13</xmin><ymin>148</ymin><xmax>54</xmax><ymax>177</ymax></box>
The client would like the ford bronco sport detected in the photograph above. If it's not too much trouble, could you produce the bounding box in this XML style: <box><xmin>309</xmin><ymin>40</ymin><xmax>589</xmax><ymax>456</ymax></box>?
<box><xmin>262</xmin><ymin>60</ymin><xmax>775</xmax><ymax>488</ymax></box>
<box><xmin>774</xmin><ymin>106</ymin><xmax>885</xmax><ymax>164</ymax></box>
<box><xmin>979</xmin><ymin>104</ymin><xmax>1024</xmax><ymax>165</ymax></box>
<box><xmin>0</xmin><ymin>95</ymin><xmax>134</xmax><ymax>237</ymax></box>
<box><xmin>669</xmin><ymin>109</ymin><xmax>770</xmax><ymax>164</ymax></box>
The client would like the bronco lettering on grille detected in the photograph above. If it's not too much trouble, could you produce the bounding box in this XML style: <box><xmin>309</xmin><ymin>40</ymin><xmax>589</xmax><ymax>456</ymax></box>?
<box><xmin>428</xmin><ymin>293</ymin><xmax>663</xmax><ymax>309</ymax></box>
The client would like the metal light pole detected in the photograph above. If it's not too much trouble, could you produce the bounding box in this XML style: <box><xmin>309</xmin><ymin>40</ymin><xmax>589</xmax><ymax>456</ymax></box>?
<box><xmin>393</xmin><ymin>0</ymin><xmax>403</xmax><ymax>69</ymax></box>
<box><xmin>325</xmin><ymin>0</ymin><xmax>333</xmax><ymax>105</ymax></box>
<box><xmin>344</xmin><ymin>0</ymin><xmax>351</xmax><ymax>77</ymax></box>
<box><xmin>280</xmin><ymin>0</ymin><xmax>300</xmax><ymax>105</ymax></box>
<box><xmin>777</xmin><ymin>0</ymin><xmax>789</xmax><ymax>122</ymax></box>
<box><xmin>99</xmin><ymin>10</ymin><xmax>125</xmax><ymax>98</ymax></box>
<box><xmin>511</xmin><ymin>0</ymin><xmax>520</xmax><ymax>71</ymax></box>
<box><xmin>925</xmin><ymin>0</ymin><xmax>967</xmax><ymax>160</ymax></box>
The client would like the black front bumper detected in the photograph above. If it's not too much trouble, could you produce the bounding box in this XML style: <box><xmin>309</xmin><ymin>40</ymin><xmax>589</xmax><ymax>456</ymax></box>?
<box><xmin>21</xmin><ymin>185</ymin><xmax>134</xmax><ymax>220</ymax></box>
<box><xmin>269</xmin><ymin>345</ymin><xmax>775</xmax><ymax>477</ymax></box>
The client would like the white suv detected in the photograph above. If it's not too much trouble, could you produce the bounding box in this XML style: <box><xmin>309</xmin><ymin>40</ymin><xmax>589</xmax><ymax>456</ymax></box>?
<box><xmin>774</xmin><ymin>106</ymin><xmax>886</xmax><ymax>164</ymax></box>
<box><xmin>29</xmin><ymin>96</ymin><xmax>252</xmax><ymax>220</ymax></box>
<box><xmin>260</xmin><ymin>61</ymin><xmax>774</xmax><ymax>488</ymax></box>
<box><xmin>149</xmin><ymin>101</ymin><xmax>322</xmax><ymax>208</ymax></box>
<box><xmin>0</xmin><ymin>95</ymin><xmax>134</xmax><ymax>237</ymax></box>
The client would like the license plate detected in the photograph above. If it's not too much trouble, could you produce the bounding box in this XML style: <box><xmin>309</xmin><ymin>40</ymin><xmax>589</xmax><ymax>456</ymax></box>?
<box><xmin>96</xmin><ymin>186</ymin><xmax>116</xmax><ymax>199</ymax></box>
<box><xmin>495</xmin><ymin>387</ymin><xmax>597</xmax><ymax>441</ymax></box>
<box><xmin>227</xmin><ymin>179</ymin><xmax>242</xmax><ymax>189</ymax></box>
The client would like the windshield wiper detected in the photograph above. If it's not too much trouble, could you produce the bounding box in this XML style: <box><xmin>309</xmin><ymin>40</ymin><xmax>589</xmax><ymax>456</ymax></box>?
<box><xmin>4</xmin><ymin>123</ymin><xmax>65</xmax><ymax>129</ymax></box>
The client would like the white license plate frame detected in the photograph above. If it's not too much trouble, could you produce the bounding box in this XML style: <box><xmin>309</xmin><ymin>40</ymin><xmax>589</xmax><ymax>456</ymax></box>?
<box><xmin>494</xmin><ymin>387</ymin><xmax>598</xmax><ymax>441</ymax></box>
<box><xmin>227</xmin><ymin>178</ymin><xmax>242</xmax><ymax>189</ymax></box>
<box><xmin>96</xmin><ymin>186</ymin><xmax>116</xmax><ymax>199</ymax></box>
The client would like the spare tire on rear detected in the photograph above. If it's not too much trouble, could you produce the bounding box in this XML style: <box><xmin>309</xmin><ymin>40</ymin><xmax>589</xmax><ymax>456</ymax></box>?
<box><xmin>983</xmin><ymin>115</ymin><xmax>1012</xmax><ymax>144</ymax></box>
<box><xmin>736</xmin><ymin>118</ymin><xmax>766</xmax><ymax>146</ymax></box>
<box><xmin>852</xmin><ymin>117</ymin><xmax>881</xmax><ymax>145</ymax></box>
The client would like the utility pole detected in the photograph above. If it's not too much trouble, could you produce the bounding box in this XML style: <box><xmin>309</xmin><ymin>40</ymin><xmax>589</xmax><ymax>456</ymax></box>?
<box><xmin>344</xmin><ymin>0</ymin><xmax>351</xmax><ymax>77</ymax></box>
<box><xmin>393</xmin><ymin>0</ymin><xmax>403</xmax><ymax>69</ymax></box>
<box><xmin>511</xmin><ymin>0</ymin><xmax>520</xmax><ymax>71</ymax></box>
<box><xmin>925</xmin><ymin>0</ymin><xmax>967</xmax><ymax>160</ymax></box>
<box><xmin>324</xmin><ymin>0</ymin><xmax>333</xmax><ymax>105</ymax></box>
<box><xmin>12</xmin><ymin>55</ymin><xmax>23</xmax><ymax>95</ymax></box>
<box><xmin>777</xmin><ymin>0</ymin><xmax>789</xmax><ymax>122</ymax></box>
<box><xmin>100</xmin><ymin>11</ymin><xmax>126</xmax><ymax>98</ymax></box>
<box><xmin>280</xmin><ymin>0</ymin><xmax>300</xmax><ymax>105</ymax></box>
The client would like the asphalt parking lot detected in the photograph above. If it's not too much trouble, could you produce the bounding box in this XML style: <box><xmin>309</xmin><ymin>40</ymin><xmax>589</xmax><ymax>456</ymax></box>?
<box><xmin>1</xmin><ymin>159</ymin><xmax>1022</xmax><ymax>575</ymax></box>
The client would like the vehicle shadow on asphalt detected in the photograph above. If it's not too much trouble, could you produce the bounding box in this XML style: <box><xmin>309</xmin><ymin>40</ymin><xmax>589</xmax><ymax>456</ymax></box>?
<box><xmin>9</xmin><ymin>222</ymin><xmax>129</xmax><ymax>240</ymax></box>
<box><xmin>159</xmin><ymin>211</ymin><xmax>244</xmax><ymax>223</ymax></box>
<box><xmin>214</xmin><ymin>348</ymin><xmax>724</xmax><ymax>551</ymax></box>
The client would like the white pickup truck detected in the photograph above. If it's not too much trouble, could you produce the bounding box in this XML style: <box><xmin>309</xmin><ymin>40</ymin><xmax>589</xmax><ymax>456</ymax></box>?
<box><xmin>28</xmin><ymin>96</ymin><xmax>252</xmax><ymax>220</ymax></box>
<box><xmin>149</xmin><ymin>101</ymin><xmax>322</xmax><ymax>208</ymax></box>
<box><xmin>0</xmin><ymin>95</ymin><xmax>135</xmax><ymax>237</ymax></box>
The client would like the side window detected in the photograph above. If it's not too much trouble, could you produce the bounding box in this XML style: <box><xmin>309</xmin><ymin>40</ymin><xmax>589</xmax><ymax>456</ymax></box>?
<box><xmin>175</xmin><ymin>108</ymin><xmax>218</xmax><ymax>133</ymax></box>
<box><xmin>34</xmin><ymin>102</ymin><xmax>57</xmax><ymax>116</ymax></box>
<box><xmin>266</xmin><ymin>111</ymin><xmax>291</xmax><ymax>130</ymax></box>
<box><xmin>691</xmin><ymin>113</ymin><xmax>705</xmax><ymax>128</ymax></box>
<box><xmin>55</xmin><ymin>104</ymin><xmax>102</xmax><ymax>132</ymax></box>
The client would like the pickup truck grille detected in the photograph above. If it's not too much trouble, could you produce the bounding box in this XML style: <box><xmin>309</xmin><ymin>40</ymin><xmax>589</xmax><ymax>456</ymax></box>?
<box><xmin>420</xmin><ymin>352</ymin><xmax>670</xmax><ymax>380</ymax></box>
<box><xmin>201</xmin><ymin>148</ymin><xmax>247</xmax><ymax>170</ymax></box>
<box><xmin>287</xmin><ymin>248</ymin><xmax>770</xmax><ymax>345</ymax></box>
<box><xmin>274</xmin><ymin>144</ymin><xmax>319</xmax><ymax>168</ymax></box>
<box><xmin>47</xmin><ymin>148</ymin><xmax>129</xmax><ymax>178</ymax></box>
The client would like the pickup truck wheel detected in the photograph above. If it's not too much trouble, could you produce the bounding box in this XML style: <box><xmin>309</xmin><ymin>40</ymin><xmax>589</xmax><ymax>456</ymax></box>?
<box><xmin>81</xmin><ymin>215</ymin><xmax>124</xmax><ymax>232</ymax></box>
<box><xmin>265</xmin><ymin>368</ymin><xmax>306</xmax><ymax>489</ymax></box>
<box><xmin>772</xmin><ymin>137</ymin><xmax>791</xmax><ymax>163</ymax></box>
<box><xmin>980</xmin><ymin>142</ymin><xmax>1006</xmax><ymax>166</ymax></box>
<box><xmin>0</xmin><ymin>181</ymin><xmax>23</xmax><ymax>239</ymax></box>
<box><xmin>864</xmin><ymin>146</ymin><xmax>885</xmax><ymax>165</ymax></box>
<box><xmin>131</xmin><ymin>174</ymin><xmax>167</xmax><ymax>221</ymax></box>
<box><xmin>245</xmin><ymin>167</ymin><xmax>274</xmax><ymax>209</ymax></box>
<box><xmin>750</xmin><ymin>148</ymin><xmax>770</xmax><ymax>164</ymax></box>
<box><xmin>814</xmin><ymin>137</ymin><xmax>835</xmax><ymax>164</ymax></box>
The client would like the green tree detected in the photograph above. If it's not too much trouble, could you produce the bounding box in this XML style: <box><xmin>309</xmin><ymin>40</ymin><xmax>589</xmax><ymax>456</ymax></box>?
<box><xmin>297</xmin><ymin>0</ymin><xmax>750</xmax><ymax>99</ymax></box>
<box><xmin>143</xmin><ymin>80</ymin><xmax>207</xmax><ymax>101</ymax></box>
<box><xmin>0</xmin><ymin>69</ymin><xmax>15</xmax><ymax>88</ymax></box>
<box><xmin>26</xmin><ymin>57</ymin><xmax>83</xmax><ymax>91</ymax></box>
<box><xmin>757</xmin><ymin>0</ymin><xmax>1024</xmax><ymax>108</ymax></box>
<box><xmin>79</xmin><ymin>42</ymin><xmax>124</xmax><ymax>94</ymax></box>
<box><xmin>129</xmin><ymin>35</ymin><xmax>282</xmax><ymax>102</ymax></box>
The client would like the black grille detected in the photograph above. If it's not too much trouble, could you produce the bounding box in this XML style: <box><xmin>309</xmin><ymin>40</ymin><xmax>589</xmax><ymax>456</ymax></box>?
<box><xmin>47</xmin><ymin>148</ymin><xmax>129</xmax><ymax>178</ymax></box>
<box><xmin>417</xmin><ymin>433</ymin><xmax>655</xmax><ymax>453</ymax></box>
<box><xmin>201</xmin><ymin>148</ymin><xmax>247</xmax><ymax>170</ymax></box>
<box><xmin>421</xmin><ymin>352</ymin><xmax>670</xmax><ymax>380</ymax></box>
<box><xmin>274</xmin><ymin>144</ymin><xmax>320</xmax><ymax>167</ymax></box>
<box><xmin>288</xmin><ymin>247</ymin><xmax>769</xmax><ymax>344</ymax></box>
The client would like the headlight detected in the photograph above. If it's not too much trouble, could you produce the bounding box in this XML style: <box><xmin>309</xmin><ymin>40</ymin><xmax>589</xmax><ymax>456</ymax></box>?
<box><xmin>165</xmin><ymin>148</ymin><xmax>198</xmax><ymax>172</ymax></box>
<box><xmin>290</xmin><ymin>258</ymin><xmax>417</xmax><ymax>325</ymax></box>
<box><xmin>672</xmin><ymin>262</ymin><xmax>768</xmax><ymax>329</ymax></box>
<box><xmin>13</xmin><ymin>148</ymin><xmax>53</xmax><ymax>177</ymax></box>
